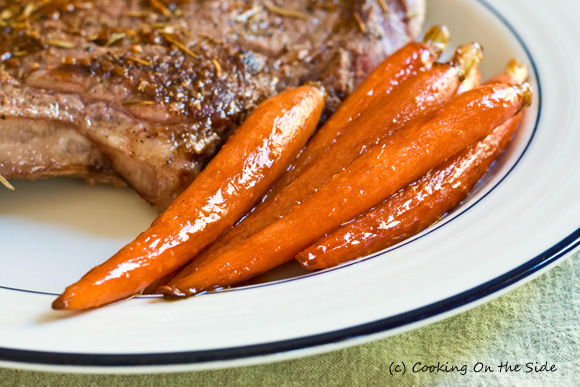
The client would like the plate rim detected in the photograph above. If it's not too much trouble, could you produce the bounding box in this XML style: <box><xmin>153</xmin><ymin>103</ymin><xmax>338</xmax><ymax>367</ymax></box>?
<box><xmin>1</xmin><ymin>232</ymin><xmax>578</xmax><ymax>368</ymax></box>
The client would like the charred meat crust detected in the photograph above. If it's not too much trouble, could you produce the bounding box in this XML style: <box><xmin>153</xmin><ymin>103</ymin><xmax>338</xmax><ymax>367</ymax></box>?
<box><xmin>0</xmin><ymin>0</ymin><xmax>425</xmax><ymax>210</ymax></box>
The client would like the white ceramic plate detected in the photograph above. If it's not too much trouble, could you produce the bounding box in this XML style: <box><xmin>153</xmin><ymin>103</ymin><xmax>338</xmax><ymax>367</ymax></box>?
<box><xmin>1</xmin><ymin>0</ymin><xmax>579</xmax><ymax>373</ymax></box>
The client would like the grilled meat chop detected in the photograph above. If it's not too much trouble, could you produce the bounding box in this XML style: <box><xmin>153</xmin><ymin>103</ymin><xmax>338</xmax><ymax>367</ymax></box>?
<box><xmin>0</xmin><ymin>0</ymin><xmax>425</xmax><ymax>210</ymax></box>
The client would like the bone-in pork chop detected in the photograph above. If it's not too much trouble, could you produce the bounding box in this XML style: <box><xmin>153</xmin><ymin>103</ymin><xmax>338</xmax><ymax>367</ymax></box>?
<box><xmin>0</xmin><ymin>0</ymin><xmax>425</xmax><ymax>210</ymax></box>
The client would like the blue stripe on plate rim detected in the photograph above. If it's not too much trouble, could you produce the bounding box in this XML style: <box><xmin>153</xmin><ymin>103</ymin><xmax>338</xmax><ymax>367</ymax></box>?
<box><xmin>2</xmin><ymin>0</ymin><xmax>573</xmax><ymax>368</ymax></box>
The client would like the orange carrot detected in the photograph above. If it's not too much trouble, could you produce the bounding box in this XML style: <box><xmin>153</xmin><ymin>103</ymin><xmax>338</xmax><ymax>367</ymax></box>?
<box><xmin>295</xmin><ymin>61</ymin><xmax>529</xmax><ymax>270</ymax></box>
<box><xmin>296</xmin><ymin>113</ymin><xmax>522</xmax><ymax>269</ymax></box>
<box><xmin>165</xmin><ymin>43</ymin><xmax>483</xmax><ymax>285</ymax></box>
<box><xmin>52</xmin><ymin>86</ymin><xmax>324</xmax><ymax>310</ymax></box>
<box><xmin>261</xmin><ymin>25</ymin><xmax>450</xmax><ymax>200</ymax></box>
<box><xmin>159</xmin><ymin>82</ymin><xmax>532</xmax><ymax>297</ymax></box>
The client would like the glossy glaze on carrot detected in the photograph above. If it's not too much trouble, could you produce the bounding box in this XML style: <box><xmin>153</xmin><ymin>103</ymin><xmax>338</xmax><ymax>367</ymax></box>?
<box><xmin>52</xmin><ymin>86</ymin><xmax>324</xmax><ymax>310</ymax></box>
<box><xmin>296</xmin><ymin>113</ymin><xmax>522</xmax><ymax>270</ymax></box>
<box><xmin>158</xmin><ymin>82</ymin><xmax>532</xmax><ymax>297</ymax></box>
<box><xmin>164</xmin><ymin>44</ymin><xmax>483</xmax><ymax>285</ymax></box>
<box><xmin>296</xmin><ymin>60</ymin><xmax>530</xmax><ymax>270</ymax></box>
<box><xmin>261</xmin><ymin>25</ymin><xmax>450</xmax><ymax>201</ymax></box>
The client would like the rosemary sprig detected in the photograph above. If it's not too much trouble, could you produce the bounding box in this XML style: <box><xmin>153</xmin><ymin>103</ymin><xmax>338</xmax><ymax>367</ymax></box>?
<box><xmin>124</xmin><ymin>10</ymin><xmax>153</xmax><ymax>18</ymax></box>
<box><xmin>46</xmin><ymin>39</ymin><xmax>76</xmax><ymax>49</ymax></box>
<box><xmin>126</xmin><ymin>56</ymin><xmax>152</xmax><ymax>66</ymax></box>
<box><xmin>0</xmin><ymin>174</ymin><xmax>15</xmax><ymax>191</ymax></box>
<box><xmin>122</xmin><ymin>100</ymin><xmax>155</xmax><ymax>106</ymax></box>
<box><xmin>263</xmin><ymin>3</ymin><xmax>308</xmax><ymax>20</ymax></box>
<box><xmin>377</xmin><ymin>0</ymin><xmax>389</xmax><ymax>13</ymax></box>
<box><xmin>150</xmin><ymin>0</ymin><xmax>172</xmax><ymax>18</ymax></box>
<box><xmin>352</xmin><ymin>11</ymin><xmax>366</xmax><ymax>33</ymax></box>
<box><xmin>105</xmin><ymin>32</ymin><xmax>126</xmax><ymax>47</ymax></box>
<box><xmin>162</xmin><ymin>33</ymin><xmax>197</xmax><ymax>58</ymax></box>
<box><xmin>211</xmin><ymin>58</ymin><xmax>222</xmax><ymax>76</ymax></box>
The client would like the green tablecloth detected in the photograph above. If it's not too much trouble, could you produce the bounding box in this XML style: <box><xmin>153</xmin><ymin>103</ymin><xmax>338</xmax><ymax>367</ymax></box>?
<box><xmin>2</xmin><ymin>251</ymin><xmax>578</xmax><ymax>386</ymax></box>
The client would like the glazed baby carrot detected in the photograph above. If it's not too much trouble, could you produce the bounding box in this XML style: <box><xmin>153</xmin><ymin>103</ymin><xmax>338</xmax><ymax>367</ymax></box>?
<box><xmin>52</xmin><ymin>86</ymin><xmax>324</xmax><ymax>310</ymax></box>
<box><xmin>165</xmin><ymin>43</ymin><xmax>483</xmax><ymax>284</ymax></box>
<box><xmin>294</xmin><ymin>61</ymin><xmax>530</xmax><ymax>270</ymax></box>
<box><xmin>261</xmin><ymin>25</ymin><xmax>450</xmax><ymax>200</ymax></box>
<box><xmin>159</xmin><ymin>82</ymin><xmax>532</xmax><ymax>297</ymax></box>
<box><xmin>296</xmin><ymin>114</ymin><xmax>522</xmax><ymax>269</ymax></box>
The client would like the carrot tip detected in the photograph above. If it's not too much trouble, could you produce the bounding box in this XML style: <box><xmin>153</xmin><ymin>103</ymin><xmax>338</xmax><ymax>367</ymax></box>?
<box><xmin>157</xmin><ymin>285</ymin><xmax>189</xmax><ymax>299</ymax></box>
<box><xmin>506</xmin><ymin>59</ymin><xmax>529</xmax><ymax>85</ymax></box>
<box><xmin>52</xmin><ymin>295</ymin><xmax>68</xmax><ymax>310</ymax></box>
<box><xmin>519</xmin><ymin>82</ymin><xmax>533</xmax><ymax>108</ymax></box>
<box><xmin>450</xmin><ymin>42</ymin><xmax>484</xmax><ymax>81</ymax></box>
<box><xmin>423</xmin><ymin>25</ymin><xmax>450</xmax><ymax>58</ymax></box>
<box><xmin>302</xmin><ymin>81</ymin><xmax>328</xmax><ymax>101</ymax></box>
